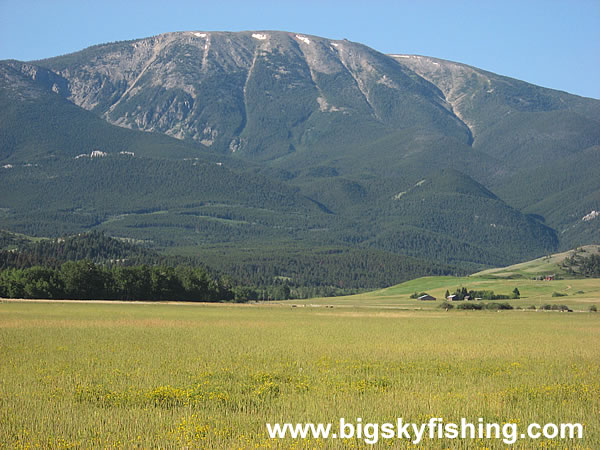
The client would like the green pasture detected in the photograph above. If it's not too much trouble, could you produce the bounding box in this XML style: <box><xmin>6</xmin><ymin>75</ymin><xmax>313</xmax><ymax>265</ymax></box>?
<box><xmin>1</xmin><ymin>301</ymin><xmax>599</xmax><ymax>448</ymax></box>
<box><xmin>292</xmin><ymin>275</ymin><xmax>600</xmax><ymax>311</ymax></box>
<box><xmin>293</xmin><ymin>245</ymin><xmax>600</xmax><ymax>310</ymax></box>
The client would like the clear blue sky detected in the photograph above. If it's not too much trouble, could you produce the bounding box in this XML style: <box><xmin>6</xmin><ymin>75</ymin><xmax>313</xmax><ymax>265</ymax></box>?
<box><xmin>1</xmin><ymin>0</ymin><xmax>599</xmax><ymax>98</ymax></box>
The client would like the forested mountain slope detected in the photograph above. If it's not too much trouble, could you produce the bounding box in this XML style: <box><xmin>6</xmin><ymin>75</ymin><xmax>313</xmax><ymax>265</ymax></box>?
<box><xmin>1</xmin><ymin>31</ymin><xmax>598</xmax><ymax>283</ymax></box>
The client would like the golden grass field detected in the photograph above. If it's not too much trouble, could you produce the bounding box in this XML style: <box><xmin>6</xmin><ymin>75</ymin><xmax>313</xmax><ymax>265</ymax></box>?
<box><xmin>1</xmin><ymin>293</ymin><xmax>599</xmax><ymax>448</ymax></box>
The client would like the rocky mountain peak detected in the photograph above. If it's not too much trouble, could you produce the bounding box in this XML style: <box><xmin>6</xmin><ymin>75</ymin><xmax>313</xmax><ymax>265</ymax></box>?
<box><xmin>32</xmin><ymin>31</ymin><xmax>467</xmax><ymax>159</ymax></box>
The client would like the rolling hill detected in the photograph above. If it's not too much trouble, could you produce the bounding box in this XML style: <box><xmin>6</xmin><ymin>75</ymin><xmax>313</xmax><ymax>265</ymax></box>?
<box><xmin>472</xmin><ymin>244</ymin><xmax>600</xmax><ymax>279</ymax></box>
<box><xmin>297</xmin><ymin>245</ymin><xmax>600</xmax><ymax>310</ymax></box>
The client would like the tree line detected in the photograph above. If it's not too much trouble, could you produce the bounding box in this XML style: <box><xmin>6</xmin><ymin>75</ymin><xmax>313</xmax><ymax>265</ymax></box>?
<box><xmin>562</xmin><ymin>252</ymin><xmax>600</xmax><ymax>277</ymax></box>
<box><xmin>0</xmin><ymin>261</ymin><xmax>235</xmax><ymax>302</ymax></box>
<box><xmin>0</xmin><ymin>230</ymin><xmax>462</xmax><ymax>300</ymax></box>
<box><xmin>444</xmin><ymin>287</ymin><xmax>520</xmax><ymax>300</ymax></box>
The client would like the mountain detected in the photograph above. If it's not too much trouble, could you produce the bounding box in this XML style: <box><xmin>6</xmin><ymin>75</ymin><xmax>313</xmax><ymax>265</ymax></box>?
<box><xmin>1</xmin><ymin>31</ymin><xmax>599</xmax><ymax>286</ymax></box>
<box><xmin>34</xmin><ymin>32</ymin><xmax>473</xmax><ymax>163</ymax></box>
<box><xmin>390</xmin><ymin>54</ymin><xmax>600</xmax><ymax>162</ymax></box>
<box><xmin>0</xmin><ymin>60</ymin><xmax>220</xmax><ymax>162</ymax></box>
<box><xmin>390</xmin><ymin>54</ymin><xmax>600</xmax><ymax>248</ymax></box>
<box><xmin>365</xmin><ymin>169</ymin><xmax>558</xmax><ymax>266</ymax></box>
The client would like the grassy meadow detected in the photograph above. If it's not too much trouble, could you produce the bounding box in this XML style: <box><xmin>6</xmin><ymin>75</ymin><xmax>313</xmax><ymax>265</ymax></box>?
<box><xmin>297</xmin><ymin>267</ymin><xmax>600</xmax><ymax>311</ymax></box>
<box><xmin>1</xmin><ymin>299</ymin><xmax>599</xmax><ymax>448</ymax></box>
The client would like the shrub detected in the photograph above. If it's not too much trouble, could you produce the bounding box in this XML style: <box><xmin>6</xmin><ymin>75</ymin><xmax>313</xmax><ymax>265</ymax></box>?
<box><xmin>456</xmin><ymin>303</ymin><xmax>483</xmax><ymax>310</ymax></box>
<box><xmin>552</xmin><ymin>292</ymin><xmax>567</xmax><ymax>297</ymax></box>
<box><xmin>590</xmin><ymin>305</ymin><xmax>597</xmax><ymax>312</ymax></box>
<box><xmin>454</xmin><ymin>302</ymin><xmax>515</xmax><ymax>311</ymax></box>
<box><xmin>486</xmin><ymin>302</ymin><xmax>514</xmax><ymax>310</ymax></box>
<box><xmin>542</xmin><ymin>304</ymin><xmax>571</xmax><ymax>311</ymax></box>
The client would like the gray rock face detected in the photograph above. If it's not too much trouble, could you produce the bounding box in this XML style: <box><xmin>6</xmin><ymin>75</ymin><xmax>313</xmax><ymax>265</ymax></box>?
<box><xmin>0</xmin><ymin>61</ymin><xmax>69</xmax><ymax>100</ymax></box>
<box><xmin>34</xmin><ymin>31</ymin><xmax>471</xmax><ymax>159</ymax></box>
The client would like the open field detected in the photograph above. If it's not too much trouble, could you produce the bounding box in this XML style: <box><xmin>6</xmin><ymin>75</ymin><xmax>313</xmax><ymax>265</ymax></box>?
<box><xmin>292</xmin><ymin>275</ymin><xmax>600</xmax><ymax>311</ymax></box>
<box><xmin>291</xmin><ymin>245</ymin><xmax>600</xmax><ymax>311</ymax></box>
<box><xmin>1</xmin><ymin>301</ymin><xmax>599</xmax><ymax>448</ymax></box>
